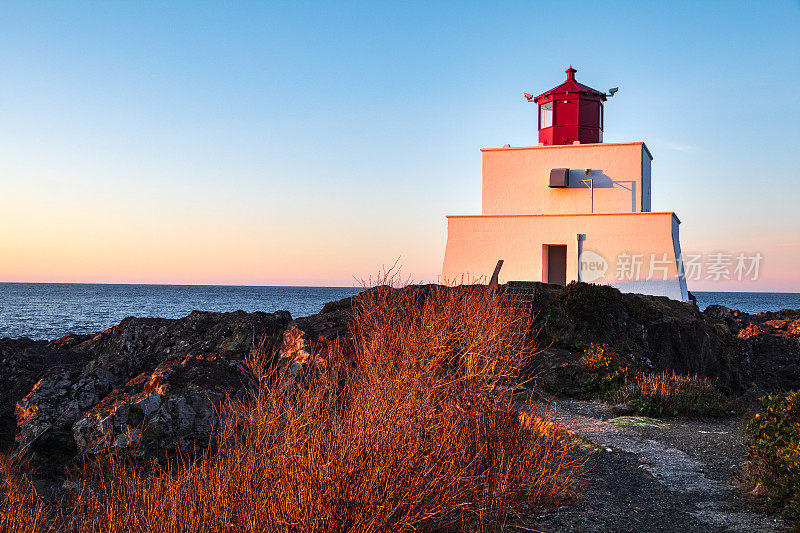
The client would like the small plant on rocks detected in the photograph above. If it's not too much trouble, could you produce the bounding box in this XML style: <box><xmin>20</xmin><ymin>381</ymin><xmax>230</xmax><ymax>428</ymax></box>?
<box><xmin>745</xmin><ymin>390</ymin><xmax>800</xmax><ymax>527</ymax></box>
<box><xmin>579</xmin><ymin>343</ymin><xmax>629</xmax><ymax>401</ymax></box>
<box><xmin>616</xmin><ymin>371</ymin><xmax>728</xmax><ymax>418</ymax></box>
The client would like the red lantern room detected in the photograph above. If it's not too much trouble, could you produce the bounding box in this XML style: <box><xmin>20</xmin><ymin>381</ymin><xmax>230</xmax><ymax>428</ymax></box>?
<box><xmin>528</xmin><ymin>67</ymin><xmax>607</xmax><ymax>146</ymax></box>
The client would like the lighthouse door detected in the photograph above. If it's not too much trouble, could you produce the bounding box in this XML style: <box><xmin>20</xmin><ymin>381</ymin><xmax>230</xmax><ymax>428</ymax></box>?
<box><xmin>544</xmin><ymin>245</ymin><xmax>567</xmax><ymax>286</ymax></box>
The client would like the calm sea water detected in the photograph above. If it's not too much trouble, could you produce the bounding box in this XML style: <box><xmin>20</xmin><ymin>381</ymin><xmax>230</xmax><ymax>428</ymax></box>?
<box><xmin>692</xmin><ymin>291</ymin><xmax>800</xmax><ymax>316</ymax></box>
<box><xmin>0</xmin><ymin>283</ymin><xmax>357</xmax><ymax>341</ymax></box>
<box><xmin>1</xmin><ymin>283</ymin><xmax>798</xmax><ymax>341</ymax></box>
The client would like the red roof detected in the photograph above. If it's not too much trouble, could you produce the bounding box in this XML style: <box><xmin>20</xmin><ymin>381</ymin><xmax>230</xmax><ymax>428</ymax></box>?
<box><xmin>533</xmin><ymin>67</ymin><xmax>606</xmax><ymax>103</ymax></box>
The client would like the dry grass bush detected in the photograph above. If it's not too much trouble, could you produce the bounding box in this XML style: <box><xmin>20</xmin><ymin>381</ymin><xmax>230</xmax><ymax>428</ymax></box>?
<box><xmin>616</xmin><ymin>371</ymin><xmax>728</xmax><ymax>418</ymax></box>
<box><xmin>11</xmin><ymin>283</ymin><xmax>581</xmax><ymax>532</ymax></box>
<box><xmin>0</xmin><ymin>454</ymin><xmax>53</xmax><ymax>533</ymax></box>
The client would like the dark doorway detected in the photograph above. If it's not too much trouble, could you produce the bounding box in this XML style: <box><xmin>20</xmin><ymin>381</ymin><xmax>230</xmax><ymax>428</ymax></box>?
<box><xmin>545</xmin><ymin>245</ymin><xmax>567</xmax><ymax>286</ymax></box>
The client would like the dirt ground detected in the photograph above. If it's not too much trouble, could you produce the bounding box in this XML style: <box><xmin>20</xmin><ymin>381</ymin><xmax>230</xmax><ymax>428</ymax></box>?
<box><xmin>522</xmin><ymin>399</ymin><xmax>787</xmax><ymax>532</ymax></box>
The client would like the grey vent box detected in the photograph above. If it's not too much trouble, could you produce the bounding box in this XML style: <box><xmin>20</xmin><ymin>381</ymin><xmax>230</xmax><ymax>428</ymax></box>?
<box><xmin>549</xmin><ymin>168</ymin><xmax>569</xmax><ymax>188</ymax></box>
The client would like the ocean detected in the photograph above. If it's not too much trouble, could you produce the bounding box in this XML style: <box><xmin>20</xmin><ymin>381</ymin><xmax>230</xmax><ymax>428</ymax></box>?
<box><xmin>1</xmin><ymin>283</ymin><xmax>799</xmax><ymax>341</ymax></box>
<box><xmin>0</xmin><ymin>283</ymin><xmax>357</xmax><ymax>341</ymax></box>
<box><xmin>692</xmin><ymin>291</ymin><xmax>800</xmax><ymax>316</ymax></box>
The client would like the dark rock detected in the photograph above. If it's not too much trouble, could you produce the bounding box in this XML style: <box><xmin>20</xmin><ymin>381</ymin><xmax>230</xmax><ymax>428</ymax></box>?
<box><xmin>526</xmin><ymin>348</ymin><xmax>585</xmax><ymax>396</ymax></box>
<box><xmin>77</xmin><ymin>309</ymin><xmax>290</xmax><ymax>380</ymax></box>
<box><xmin>15</xmin><ymin>367</ymin><xmax>118</xmax><ymax>462</ymax></box>
<box><xmin>703</xmin><ymin>305</ymin><xmax>734</xmax><ymax>322</ymax></box>
<box><xmin>702</xmin><ymin>305</ymin><xmax>800</xmax><ymax>392</ymax></box>
<box><xmin>735</xmin><ymin>331</ymin><xmax>800</xmax><ymax>393</ymax></box>
<box><xmin>529</xmin><ymin>282</ymin><xmax>743</xmax><ymax>393</ymax></box>
<box><xmin>72</xmin><ymin>353</ymin><xmax>249</xmax><ymax>458</ymax></box>
<box><xmin>0</xmin><ymin>337</ymin><xmax>95</xmax><ymax>451</ymax></box>
<box><xmin>9</xmin><ymin>309</ymin><xmax>291</xmax><ymax>466</ymax></box>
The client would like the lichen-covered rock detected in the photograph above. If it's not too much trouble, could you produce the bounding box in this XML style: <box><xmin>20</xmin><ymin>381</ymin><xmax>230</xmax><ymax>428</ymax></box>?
<box><xmin>11</xmin><ymin>309</ymin><xmax>291</xmax><ymax>464</ymax></box>
<box><xmin>72</xmin><ymin>354</ymin><xmax>248</xmax><ymax>458</ymax></box>
<box><xmin>14</xmin><ymin>367</ymin><xmax>118</xmax><ymax>462</ymax></box>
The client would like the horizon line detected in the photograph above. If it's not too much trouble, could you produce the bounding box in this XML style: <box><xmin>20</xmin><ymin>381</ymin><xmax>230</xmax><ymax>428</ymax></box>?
<box><xmin>1</xmin><ymin>280</ymin><xmax>798</xmax><ymax>295</ymax></box>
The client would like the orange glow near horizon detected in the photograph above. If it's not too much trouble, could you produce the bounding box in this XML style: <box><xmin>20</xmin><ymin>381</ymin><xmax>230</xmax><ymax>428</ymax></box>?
<box><xmin>0</xmin><ymin>197</ymin><xmax>445</xmax><ymax>286</ymax></box>
<box><xmin>2</xmin><ymin>172</ymin><xmax>797</xmax><ymax>290</ymax></box>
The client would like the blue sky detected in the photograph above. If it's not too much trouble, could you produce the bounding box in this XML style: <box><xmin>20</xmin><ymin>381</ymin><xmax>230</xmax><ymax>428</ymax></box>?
<box><xmin>1</xmin><ymin>1</ymin><xmax>798</xmax><ymax>289</ymax></box>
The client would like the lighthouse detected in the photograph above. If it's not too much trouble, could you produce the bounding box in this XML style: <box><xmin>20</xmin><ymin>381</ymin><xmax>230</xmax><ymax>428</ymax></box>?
<box><xmin>529</xmin><ymin>66</ymin><xmax>607</xmax><ymax>146</ymax></box>
<box><xmin>441</xmin><ymin>67</ymin><xmax>689</xmax><ymax>301</ymax></box>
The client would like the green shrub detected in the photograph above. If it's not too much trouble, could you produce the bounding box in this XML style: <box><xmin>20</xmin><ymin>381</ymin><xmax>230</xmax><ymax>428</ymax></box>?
<box><xmin>626</xmin><ymin>397</ymin><xmax>674</xmax><ymax>418</ymax></box>
<box><xmin>573</xmin><ymin>345</ymin><xmax>730</xmax><ymax>419</ymax></box>
<box><xmin>745</xmin><ymin>390</ymin><xmax>800</xmax><ymax>526</ymax></box>
<box><xmin>579</xmin><ymin>344</ymin><xmax>629</xmax><ymax>401</ymax></box>
<box><xmin>616</xmin><ymin>371</ymin><xmax>728</xmax><ymax>418</ymax></box>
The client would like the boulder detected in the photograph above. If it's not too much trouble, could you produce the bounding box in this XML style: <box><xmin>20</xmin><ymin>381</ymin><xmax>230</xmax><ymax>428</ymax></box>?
<box><xmin>526</xmin><ymin>348</ymin><xmax>585</xmax><ymax>396</ymax></box>
<box><xmin>11</xmin><ymin>309</ymin><xmax>290</xmax><ymax>465</ymax></box>
<box><xmin>0</xmin><ymin>337</ymin><xmax>95</xmax><ymax>451</ymax></box>
<box><xmin>72</xmin><ymin>353</ymin><xmax>249</xmax><ymax>458</ymax></box>
<box><xmin>528</xmin><ymin>282</ymin><xmax>743</xmax><ymax>393</ymax></box>
<box><xmin>15</xmin><ymin>367</ymin><xmax>118</xmax><ymax>462</ymax></box>
<box><xmin>701</xmin><ymin>305</ymin><xmax>800</xmax><ymax>392</ymax></box>
<box><xmin>735</xmin><ymin>331</ymin><xmax>800</xmax><ymax>392</ymax></box>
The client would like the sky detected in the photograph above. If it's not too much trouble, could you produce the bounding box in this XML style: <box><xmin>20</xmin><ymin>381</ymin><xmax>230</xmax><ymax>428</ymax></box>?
<box><xmin>1</xmin><ymin>0</ymin><xmax>799</xmax><ymax>291</ymax></box>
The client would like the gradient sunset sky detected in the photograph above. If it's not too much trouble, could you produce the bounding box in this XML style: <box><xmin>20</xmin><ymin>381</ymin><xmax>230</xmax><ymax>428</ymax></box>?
<box><xmin>1</xmin><ymin>1</ymin><xmax>799</xmax><ymax>291</ymax></box>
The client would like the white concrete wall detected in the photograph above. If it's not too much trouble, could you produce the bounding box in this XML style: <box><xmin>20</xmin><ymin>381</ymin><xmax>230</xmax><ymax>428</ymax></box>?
<box><xmin>481</xmin><ymin>142</ymin><xmax>653</xmax><ymax>216</ymax></box>
<box><xmin>441</xmin><ymin>212</ymin><xmax>688</xmax><ymax>301</ymax></box>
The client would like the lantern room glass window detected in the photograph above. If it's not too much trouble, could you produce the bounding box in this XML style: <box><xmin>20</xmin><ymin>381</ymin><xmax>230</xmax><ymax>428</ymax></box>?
<box><xmin>540</xmin><ymin>102</ymin><xmax>553</xmax><ymax>129</ymax></box>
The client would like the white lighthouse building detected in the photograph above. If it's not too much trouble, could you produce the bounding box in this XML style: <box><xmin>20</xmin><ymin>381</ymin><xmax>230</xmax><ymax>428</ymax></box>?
<box><xmin>441</xmin><ymin>67</ymin><xmax>689</xmax><ymax>301</ymax></box>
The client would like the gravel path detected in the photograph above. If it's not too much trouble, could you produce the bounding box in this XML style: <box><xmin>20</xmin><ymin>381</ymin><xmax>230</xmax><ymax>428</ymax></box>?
<box><xmin>525</xmin><ymin>399</ymin><xmax>787</xmax><ymax>532</ymax></box>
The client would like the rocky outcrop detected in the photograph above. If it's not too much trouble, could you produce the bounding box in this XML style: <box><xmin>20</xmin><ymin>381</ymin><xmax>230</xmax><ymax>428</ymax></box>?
<box><xmin>0</xmin><ymin>337</ymin><xmax>95</xmax><ymax>451</ymax></box>
<box><xmin>8</xmin><ymin>310</ymin><xmax>290</xmax><ymax>466</ymax></box>
<box><xmin>521</xmin><ymin>283</ymin><xmax>800</xmax><ymax>396</ymax></box>
<box><xmin>71</xmin><ymin>353</ymin><xmax>248</xmax><ymax>458</ymax></box>
<box><xmin>527</xmin><ymin>283</ymin><xmax>743</xmax><ymax>393</ymax></box>
<box><xmin>702</xmin><ymin>305</ymin><xmax>800</xmax><ymax>393</ymax></box>
<box><xmin>277</xmin><ymin>283</ymin><xmax>800</xmax><ymax>397</ymax></box>
<box><xmin>4</xmin><ymin>282</ymin><xmax>800</xmax><ymax>471</ymax></box>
